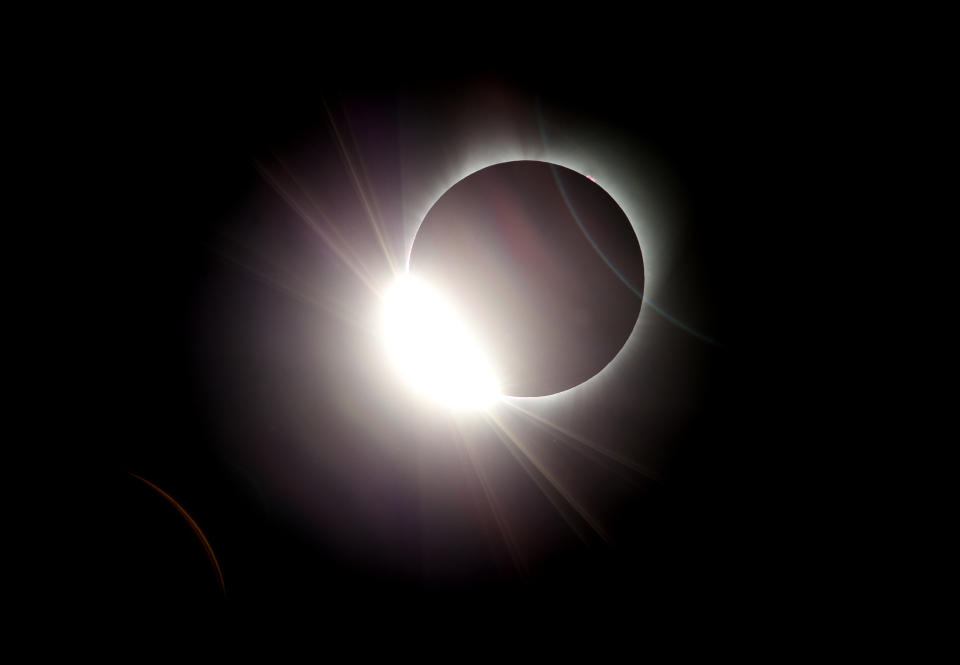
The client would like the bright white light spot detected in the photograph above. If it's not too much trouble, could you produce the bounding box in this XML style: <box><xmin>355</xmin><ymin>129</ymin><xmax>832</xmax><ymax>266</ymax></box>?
<box><xmin>382</xmin><ymin>275</ymin><xmax>501</xmax><ymax>411</ymax></box>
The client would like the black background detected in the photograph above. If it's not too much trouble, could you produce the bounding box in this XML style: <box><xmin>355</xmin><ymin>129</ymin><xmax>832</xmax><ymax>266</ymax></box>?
<box><xmin>47</xmin><ymin>32</ymin><xmax>824</xmax><ymax>627</ymax></box>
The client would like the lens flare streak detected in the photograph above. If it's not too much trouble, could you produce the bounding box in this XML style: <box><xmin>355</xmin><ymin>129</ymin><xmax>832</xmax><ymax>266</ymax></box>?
<box><xmin>129</xmin><ymin>473</ymin><xmax>226</xmax><ymax>598</ymax></box>
<box><xmin>502</xmin><ymin>399</ymin><xmax>658</xmax><ymax>483</ymax></box>
<box><xmin>254</xmin><ymin>157</ymin><xmax>385</xmax><ymax>299</ymax></box>
<box><xmin>322</xmin><ymin>99</ymin><xmax>399</xmax><ymax>276</ymax></box>
<box><xmin>484</xmin><ymin>409</ymin><xmax>611</xmax><ymax>545</ymax></box>
<box><xmin>455</xmin><ymin>422</ymin><xmax>528</xmax><ymax>576</ymax></box>
<box><xmin>212</xmin><ymin>246</ymin><xmax>367</xmax><ymax>332</ymax></box>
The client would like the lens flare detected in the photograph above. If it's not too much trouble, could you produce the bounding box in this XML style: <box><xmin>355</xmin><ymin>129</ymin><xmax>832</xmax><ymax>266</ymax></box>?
<box><xmin>382</xmin><ymin>275</ymin><xmax>501</xmax><ymax>411</ymax></box>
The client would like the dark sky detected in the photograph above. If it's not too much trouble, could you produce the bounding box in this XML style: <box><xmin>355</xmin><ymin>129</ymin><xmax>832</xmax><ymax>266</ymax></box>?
<box><xmin>52</xmin><ymin>40</ymin><xmax>814</xmax><ymax>624</ymax></box>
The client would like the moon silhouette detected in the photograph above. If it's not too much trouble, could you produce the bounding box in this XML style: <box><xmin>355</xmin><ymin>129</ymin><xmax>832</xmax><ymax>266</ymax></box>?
<box><xmin>409</xmin><ymin>160</ymin><xmax>644</xmax><ymax>397</ymax></box>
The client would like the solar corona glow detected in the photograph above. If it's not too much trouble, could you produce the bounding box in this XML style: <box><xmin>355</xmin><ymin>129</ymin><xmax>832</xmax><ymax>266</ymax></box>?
<box><xmin>175</xmin><ymin>79</ymin><xmax>728</xmax><ymax>605</ymax></box>
<box><xmin>381</xmin><ymin>274</ymin><xmax>501</xmax><ymax>411</ymax></box>
<box><xmin>408</xmin><ymin>160</ymin><xmax>645</xmax><ymax>398</ymax></box>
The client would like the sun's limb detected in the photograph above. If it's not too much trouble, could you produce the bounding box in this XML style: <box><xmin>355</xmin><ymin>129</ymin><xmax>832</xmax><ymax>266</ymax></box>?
<box><xmin>381</xmin><ymin>274</ymin><xmax>501</xmax><ymax>411</ymax></box>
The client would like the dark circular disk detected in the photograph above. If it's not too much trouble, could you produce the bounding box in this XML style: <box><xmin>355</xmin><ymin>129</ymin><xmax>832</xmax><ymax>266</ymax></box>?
<box><xmin>409</xmin><ymin>160</ymin><xmax>644</xmax><ymax>397</ymax></box>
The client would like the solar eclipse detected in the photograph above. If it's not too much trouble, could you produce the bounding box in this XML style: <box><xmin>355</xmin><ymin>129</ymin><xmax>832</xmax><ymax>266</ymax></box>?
<box><xmin>404</xmin><ymin>160</ymin><xmax>644</xmax><ymax>401</ymax></box>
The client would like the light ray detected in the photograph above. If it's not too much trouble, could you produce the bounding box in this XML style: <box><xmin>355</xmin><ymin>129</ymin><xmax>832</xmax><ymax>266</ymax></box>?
<box><xmin>254</xmin><ymin>159</ymin><xmax>385</xmax><ymax>299</ymax></box>
<box><xmin>212</xmin><ymin>246</ymin><xmax>368</xmax><ymax>333</ymax></box>
<box><xmin>270</xmin><ymin>153</ymin><xmax>381</xmax><ymax>281</ymax></box>
<box><xmin>322</xmin><ymin>99</ymin><xmax>399</xmax><ymax>276</ymax></box>
<box><xmin>485</xmin><ymin>409</ymin><xmax>611</xmax><ymax>545</ymax></box>
<box><xmin>341</xmin><ymin>108</ymin><xmax>393</xmax><ymax>262</ymax></box>
<box><xmin>501</xmin><ymin>399</ymin><xmax>659</xmax><ymax>483</ymax></box>
<box><xmin>454</xmin><ymin>421</ymin><xmax>527</xmax><ymax>577</ymax></box>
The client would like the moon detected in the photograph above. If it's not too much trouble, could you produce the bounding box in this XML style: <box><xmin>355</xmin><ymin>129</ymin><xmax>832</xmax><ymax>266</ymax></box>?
<box><xmin>408</xmin><ymin>160</ymin><xmax>644</xmax><ymax>397</ymax></box>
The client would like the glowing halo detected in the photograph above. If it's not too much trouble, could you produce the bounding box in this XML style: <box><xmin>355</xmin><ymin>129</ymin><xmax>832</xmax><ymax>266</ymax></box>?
<box><xmin>381</xmin><ymin>274</ymin><xmax>501</xmax><ymax>411</ymax></box>
<box><xmin>401</xmin><ymin>149</ymin><xmax>665</xmax><ymax>405</ymax></box>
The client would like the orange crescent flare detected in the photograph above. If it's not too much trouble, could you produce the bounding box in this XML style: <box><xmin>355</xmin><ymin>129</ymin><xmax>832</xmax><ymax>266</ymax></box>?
<box><xmin>130</xmin><ymin>473</ymin><xmax>226</xmax><ymax>598</ymax></box>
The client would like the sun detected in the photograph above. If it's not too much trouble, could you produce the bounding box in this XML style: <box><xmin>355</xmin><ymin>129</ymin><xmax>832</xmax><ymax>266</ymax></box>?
<box><xmin>381</xmin><ymin>274</ymin><xmax>501</xmax><ymax>411</ymax></box>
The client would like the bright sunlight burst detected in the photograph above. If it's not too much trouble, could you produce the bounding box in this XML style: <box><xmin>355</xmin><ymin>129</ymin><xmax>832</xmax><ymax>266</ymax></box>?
<box><xmin>381</xmin><ymin>274</ymin><xmax>501</xmax><ymax>411</ymax></box>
